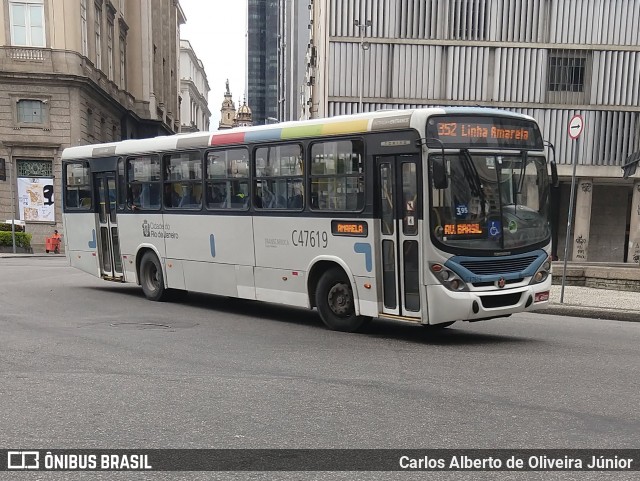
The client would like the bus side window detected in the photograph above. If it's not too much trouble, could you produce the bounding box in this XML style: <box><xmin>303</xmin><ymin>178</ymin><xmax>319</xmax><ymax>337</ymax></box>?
<box><xmin>127</xmin><ymin>155</ymin><xmax>161</xmax><ymax>211</ymax></box>
<box><xmin>310</xmin><ymin>140</ymin><xmax>364</xmax><ymax>212</ymax></box>
<box><xmin>205</xmin><ymin>148</ymin><xmax>249</xmax><ymax>210</ymax></box>
<box><xmin>163</xmin><ymin>151</ymin><xmax>202</xmax><ymax>209</ymax></box>
<box><xmin>253</xmin><ymin>144</ymin><xmax>304</xmax><ymax>210</ymax></box>
<box><xmin>65</xmin><ymin>162</ymin><xmax>91</xmax><ymax>210</ymax></box>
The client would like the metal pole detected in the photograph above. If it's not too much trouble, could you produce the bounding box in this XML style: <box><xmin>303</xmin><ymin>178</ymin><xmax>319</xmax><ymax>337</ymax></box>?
<box><xmin>8</xmin><ymin>150</ymin><xmax>17</xmax><ymax>254</ymax></box>
<box><xmin>358</xmin><ymin>25</ymin><xmax>363</xmax><ymax>113</ymax></box>
<box><xmin>560</xmin><ymin>137</ymin><xmax>579</xmax><ymax>303</ymax></box>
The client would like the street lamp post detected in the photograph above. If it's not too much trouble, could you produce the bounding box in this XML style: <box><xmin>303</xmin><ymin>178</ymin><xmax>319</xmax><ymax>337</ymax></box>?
<box><xmin>354</xmin><ymin>19</ymin><xmax>371</xmax><ymax>113</ymax></box>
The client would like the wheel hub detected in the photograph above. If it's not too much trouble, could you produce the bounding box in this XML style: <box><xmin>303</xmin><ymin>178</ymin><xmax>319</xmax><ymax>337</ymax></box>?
<box><xmin>328</xmin><ymin>283</ymin><xmax>352</xmax><ymax>317</ymax></box>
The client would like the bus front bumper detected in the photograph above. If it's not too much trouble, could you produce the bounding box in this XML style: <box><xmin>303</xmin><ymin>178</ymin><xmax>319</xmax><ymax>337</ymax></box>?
<box><xmin>425</xmin><ymin>280</ymin><xmax>552</xmax><ymax>325</ymax></box>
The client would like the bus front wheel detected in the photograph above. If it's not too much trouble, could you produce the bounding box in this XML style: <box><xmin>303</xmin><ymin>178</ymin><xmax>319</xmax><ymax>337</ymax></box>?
<box><xmin>316</xmin><ymin>268</ymin><xmax>370</xmax><ymax>332</ymax></box>
<box><xmin>139</xmin><ymin>252</ymin><xmax>168</xmax><ymax>302</ymax></box>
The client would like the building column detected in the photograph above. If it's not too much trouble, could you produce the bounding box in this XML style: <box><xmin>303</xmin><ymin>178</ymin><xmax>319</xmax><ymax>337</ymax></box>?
<box><xmin>572</xmin><ymin>178</ymin><xmax>593</xmax><ymax>261</ymax></box>
<box><xmin>627</xmin><ymin>180</ymin><xmax>640</xmax><ymax>264</ymax></box>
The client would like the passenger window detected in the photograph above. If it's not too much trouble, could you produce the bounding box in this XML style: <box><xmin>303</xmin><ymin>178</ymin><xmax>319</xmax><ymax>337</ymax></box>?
<box><xmin>254</xmin><ymin>144</ymin><xmax>304</xmax><ymax>210</ymax></box>
<box><xmin>310</xmin><ymin>140</ymin><xmax>364</xmax><ymax>211</ymax></box>
<box><xmin>163</xmin><ymin>152</ymin><xmax>203</xmax><ymax>209</ymax></box>
<box><xmin>127</xmin><ymin>155</ymin><xmax>161</xmax><ymax>210</ymax></box>
<box><xmin>65</xmin><ymin>162</ymin><xmax>91</xmax><ymax>209</ymax></box>
<box><xmin>205</xmin><ymin>148</ymin><xmax>249</xmax><ymax>210</ymax></box>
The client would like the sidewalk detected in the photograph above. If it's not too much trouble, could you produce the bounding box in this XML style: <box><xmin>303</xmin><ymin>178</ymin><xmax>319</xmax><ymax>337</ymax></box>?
<box><xmin>544</xmin><ymin>284</ymin><xmax>640</xmax><ymax>322</ymax></box>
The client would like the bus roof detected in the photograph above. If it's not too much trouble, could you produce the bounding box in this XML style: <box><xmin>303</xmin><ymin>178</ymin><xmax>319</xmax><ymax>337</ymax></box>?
<box><xmin>61</xmin><ymin>107</ymin><xmax>537</xmax><ymax>160</ymax></box>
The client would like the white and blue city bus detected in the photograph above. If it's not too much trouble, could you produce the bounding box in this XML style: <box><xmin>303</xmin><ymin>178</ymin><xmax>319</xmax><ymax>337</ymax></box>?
<box><xmin>61</xmin><ymin>107</ymin><xmax>555</xmax><ymax>332</ymax></box>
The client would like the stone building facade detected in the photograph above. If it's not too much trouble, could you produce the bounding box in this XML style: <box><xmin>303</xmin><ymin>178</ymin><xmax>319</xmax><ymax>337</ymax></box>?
<box><xmin>0</xmin><ymin>0</ymin><xmax>186</xmax><ymax>252</ymax></box>
<box><xmin>180</xmin><ymin>39</ymin><xmax>210</xmax><ymax>133</ymax></box>
<box><xmin>308</xmin><ymin>0</ymin><xmax>640</xmax><ymax>263</ymax></box>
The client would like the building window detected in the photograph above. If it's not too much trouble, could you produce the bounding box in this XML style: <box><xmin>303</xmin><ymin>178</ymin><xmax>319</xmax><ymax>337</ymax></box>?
<box><xmin>17</xmin><ymin>99</ymin><xmax>44</xmax><ymax>124</ymax></box>
<box><xmin>9</xmin><ymin>0</ymin><xmax>45</xmax><ymax>47</ymax></box>
<box><xmin>17</xmin><ymin>159</ymin><xmax>52</xmax><ymax>177</ymax></box>
<box><xmin>87</xmin><ymin>108</ymin><xmax>94</xmax><ymax>137</ymax></box>
<box><xmin>80</xmin><ymin>0</ymin><xmax>88</xmax><ymax>56</ymax></box>
<box><xmin>95</xmin><ymin>2</ymin><xmax>102</xmax><ymax>70</ymax></box>
<box><xmin>449</xmin><ymin>0</ymin><xmax>488</xmax><ymax>40</ymax></box>
<box><xmin>107</xmin><ymin>19</ymin><xmax>114</xmax><ymax>80</ymax></box>
<box><xmin>548</xmin><ymin>56</ymin><xmax>586</xmax><ymax>92</ymax></box>
<box><xmin>119</xmin><ymin>31</ymin><xmax>127</xmax><ymax>88</ymax></box>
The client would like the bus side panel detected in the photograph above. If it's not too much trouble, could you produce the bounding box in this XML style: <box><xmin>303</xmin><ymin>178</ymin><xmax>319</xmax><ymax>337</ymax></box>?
<box><xmin>254</xmin><ymin>267</ymin><xmax>308</xmax><ymax>307</ymax></box>
<box><xmin>253</xmin><ymin>217</ymin><xmax>377</xmax><ymax>312</ymax></box>
<box><xmin>182</xmin><ymin>262</ymin><xmax>238</xmax><ymax>297</ymax></box>
<box><xmin>63</xmin><ymin>212</ymin><xmax>100</xmax><ymax>278</ymax></box>
<box><xmin>353</xmin><ymin>276</ymin><xmax>380</xmax><ymax>318</ymax></box>
<box><xmin>162</xmin><ymin>214</ymin><xmax>256</xmax><ymax>295</ymax></box>
<box><xmin>117</xmin><ymin>213</ymin><xmax>167</xmax><ymax>283</ymax></box>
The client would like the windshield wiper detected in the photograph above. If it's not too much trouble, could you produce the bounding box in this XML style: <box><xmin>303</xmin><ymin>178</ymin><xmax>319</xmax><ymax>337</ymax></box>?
<box><xmin>460</xmin><ymin>149</ymin><xmax>486</xmax><ymax>216</ymax></box>
<box><xmin>517</xmin><ymin>150</ymin><xmax>529</xmax><ymax>194</ymax></box>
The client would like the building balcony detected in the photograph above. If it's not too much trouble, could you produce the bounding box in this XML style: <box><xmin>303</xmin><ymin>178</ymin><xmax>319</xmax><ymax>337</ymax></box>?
<box><xmin>7</xmin><ymin>46</ymin><xmax>50</xmax><ymax>62</ymax></box>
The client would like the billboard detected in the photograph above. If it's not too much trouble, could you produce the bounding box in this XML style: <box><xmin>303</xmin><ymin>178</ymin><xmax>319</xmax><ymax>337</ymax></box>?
<box><xmin>17</xmin><ymin>177</ymin><xmax>55</xmax><ymax>222</ymax></box>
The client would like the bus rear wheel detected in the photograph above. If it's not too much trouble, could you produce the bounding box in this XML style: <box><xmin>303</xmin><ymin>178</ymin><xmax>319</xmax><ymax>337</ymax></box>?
<box><xmin>316</xmin><ymin>268</ymin><xmax>370</xmax><ymax>332</ymax></box>
<box><xmin>139</xmin><ymin>252</ymin><xmax>168</xmax><ymax>301</ymax></box>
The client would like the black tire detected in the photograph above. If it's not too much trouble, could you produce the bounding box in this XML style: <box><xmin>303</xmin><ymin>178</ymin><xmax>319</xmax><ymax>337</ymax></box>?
<box><xmin>139</xmin><ymin>252</ymin><xmax>168</xmax><ymax>301</ymax></box>
<box><xmin>315</xmin><ymin>268</ymin><xmax>371</xmax><ymax>332</ymax></box>
<box><xmin>423</xmin><ymin>321</ymin><xmax>455</xmax><ymax>330</ymax></box>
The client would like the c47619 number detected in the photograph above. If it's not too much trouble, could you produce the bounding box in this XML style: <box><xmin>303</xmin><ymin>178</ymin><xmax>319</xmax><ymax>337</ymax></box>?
<box><xmin>292</xmin><ymin>230</ymin><xmax>328</xmax><ymax>248</ymax></box>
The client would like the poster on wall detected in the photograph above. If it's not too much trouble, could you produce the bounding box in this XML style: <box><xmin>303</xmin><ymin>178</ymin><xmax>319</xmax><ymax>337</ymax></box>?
<box><xmin>17</xmin><ymin>177</ymin><xmax>55</xmax><ymax>222</ymax></box>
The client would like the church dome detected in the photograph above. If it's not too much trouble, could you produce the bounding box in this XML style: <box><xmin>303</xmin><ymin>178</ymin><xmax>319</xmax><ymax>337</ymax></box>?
<box><xmin>237</xmin><ymin>102</ymin><xmax>252</xmax><ymax>116</ymax></box>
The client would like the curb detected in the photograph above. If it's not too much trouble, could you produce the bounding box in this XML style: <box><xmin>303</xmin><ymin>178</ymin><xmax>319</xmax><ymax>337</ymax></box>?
<box><xmin>541</xmin><ymin>304</ymin><xmax>640</xmax><ymax>323</ymax></box>
<box><xmin>0</xmin><ymin>254</ymin><xmax>66</xmax><ymax>259</ymax></box>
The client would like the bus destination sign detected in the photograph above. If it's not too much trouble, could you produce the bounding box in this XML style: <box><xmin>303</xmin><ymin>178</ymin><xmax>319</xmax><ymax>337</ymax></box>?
<box><xmin>331</xmin><ymin>220</ymin><xmax>368</xmax><ymax>237</ymax></box>
<box><xmin>444</xmin><ymin>222</ymin><xmax>484</xmax><ymax>237</ymax></box>
<box><xmin>427</xmin><ymin>115</ymin><xmax>544</xmax><ymax>150</ymax></box>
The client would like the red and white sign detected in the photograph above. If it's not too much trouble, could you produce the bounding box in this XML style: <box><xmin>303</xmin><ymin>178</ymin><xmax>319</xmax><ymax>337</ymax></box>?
<box><xmin>568</xmin><ymin>114</ymin><xmax>584</xmax><ymax>140</ymax></box>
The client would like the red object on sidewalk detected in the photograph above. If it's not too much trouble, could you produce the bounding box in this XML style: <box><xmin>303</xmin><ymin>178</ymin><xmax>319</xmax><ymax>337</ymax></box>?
<box><xmin>45</xmin><ymin>236</ymin><xmax>61</xmax><ymax>253</ymax></box>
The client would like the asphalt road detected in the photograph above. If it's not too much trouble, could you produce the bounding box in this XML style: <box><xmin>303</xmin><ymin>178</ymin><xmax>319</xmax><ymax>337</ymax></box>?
<box><xmin>1</xmin><ymin>257</ymin><xmax>639</xmax><ymax>480</ymax></box>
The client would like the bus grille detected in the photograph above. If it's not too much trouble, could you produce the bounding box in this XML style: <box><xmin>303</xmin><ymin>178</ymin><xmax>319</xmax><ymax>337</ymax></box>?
<box><xmin>460</xmin><ymin>256</ymin><xmax>537</xmax><ymax>275</ymax></box>
<box><xmin>480</xmin><ymin>293</ymin><xmax>522</xmax><ymax>309</ymax></box>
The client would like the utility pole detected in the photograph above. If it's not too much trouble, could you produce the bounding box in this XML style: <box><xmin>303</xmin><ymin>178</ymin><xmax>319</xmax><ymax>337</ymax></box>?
<box><xmin>354</xmin><ymin>19</ymin><xmax>371</xmax><ymax>113</ymax></box>
<box><xmin>8</xmin><ymin>148</ymin><xmax>16</xmax><ymax>253</ymax></box>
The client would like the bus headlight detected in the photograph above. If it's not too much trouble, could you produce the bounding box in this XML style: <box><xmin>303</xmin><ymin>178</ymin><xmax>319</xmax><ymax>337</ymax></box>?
<box><xmin>530</xmin><ymin>257</ymin><xmax>552</xmax><ymax>285</ymax></box>
<box><xmin>430</xmin><ymin>263</ymin><xmax>469</xmax><ymax>292</ymax></box>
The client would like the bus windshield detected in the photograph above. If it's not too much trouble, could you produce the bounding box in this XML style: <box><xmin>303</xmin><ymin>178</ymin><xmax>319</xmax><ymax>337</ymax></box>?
<box><xmin>430</xmin><ymin>152</ymin><xmax>550</xmax><ymax>252</ymax></box>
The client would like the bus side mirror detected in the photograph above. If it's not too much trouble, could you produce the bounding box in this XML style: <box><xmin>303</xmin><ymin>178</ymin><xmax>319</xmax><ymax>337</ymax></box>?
<box><xmin>550</xmin><ymin>160</ymin><xmax>559</xmax><ymax>187</ymax></box>
<box><xmin>432</xmin><ymin>157</ymin><xmax>448</xmax><ymax>189</ymax></box>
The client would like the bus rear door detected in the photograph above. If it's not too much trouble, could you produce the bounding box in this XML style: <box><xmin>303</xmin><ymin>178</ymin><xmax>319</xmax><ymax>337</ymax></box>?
<box><xmin>376</xmin><ymin>155</ymin><xmax>422</xmax><ymax>320</ymax></box>
<box><xmin>94</xmin><ymin>172</ymin><xmax>123</xmax><ymax>280</ymax></box>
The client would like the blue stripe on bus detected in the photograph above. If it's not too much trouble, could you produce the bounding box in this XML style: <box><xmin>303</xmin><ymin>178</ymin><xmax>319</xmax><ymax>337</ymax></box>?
<box><xmin>88</xmin><ymin>229</ymin><xmax>96</xmax><ymax>249</ymax></box>
<box><xmin>244</xmin><ymin>129</ymin><xmax>283</xmax><ymax>143</ymax></box>
<box><xmin>354</xmin><ymin>242</ymin><xmax>372</xmax><ymax>273</ymax></box>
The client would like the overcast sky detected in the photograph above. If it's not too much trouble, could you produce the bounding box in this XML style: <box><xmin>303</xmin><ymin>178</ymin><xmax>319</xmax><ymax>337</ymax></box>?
<box><xmin>179</xmin><ymin>0</ymin><xmax>248</xmax><ymax>131</ymax></box>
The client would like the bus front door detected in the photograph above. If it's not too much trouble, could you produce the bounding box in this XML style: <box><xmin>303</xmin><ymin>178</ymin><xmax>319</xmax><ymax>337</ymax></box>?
<box><xmin>377</xmin><ymin>156</ymin><xmax>422</xmax><ymax>319</ymax></box>
<box><xmin>94</xmin><ymin>172</ymin><xmax>123</xmax><ymax>280</ymax></box>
